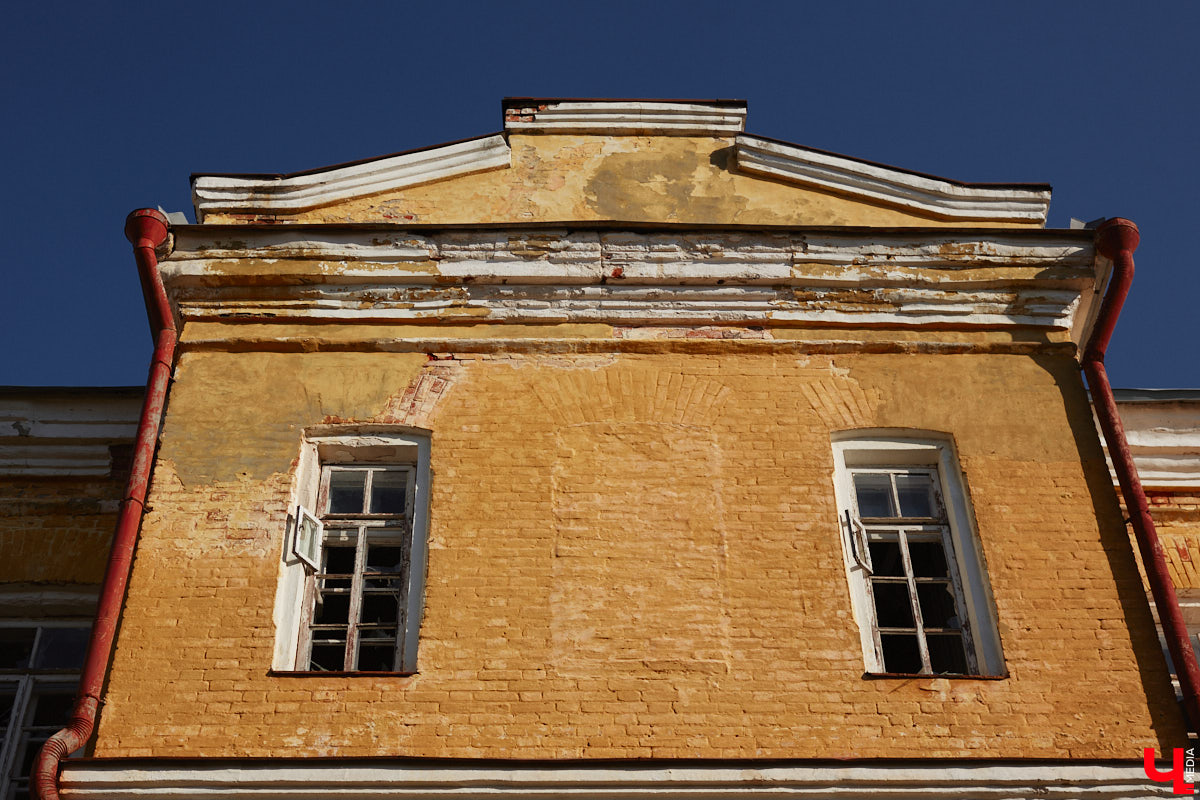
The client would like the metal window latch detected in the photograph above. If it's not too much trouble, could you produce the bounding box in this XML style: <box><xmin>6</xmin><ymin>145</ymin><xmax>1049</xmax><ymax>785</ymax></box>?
<box><xmin>843</xmin><ymin>509</ymin><xmax>872</xmax><ymax>576</ymax></box>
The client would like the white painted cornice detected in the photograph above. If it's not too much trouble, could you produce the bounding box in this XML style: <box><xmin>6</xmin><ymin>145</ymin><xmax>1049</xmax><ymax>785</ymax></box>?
<box><xmin>504</xmin><ymin>99</ymin><xmax>746</xmax><ymax>135</ymax></box>
<box><xmin>167</xmin><ymin>228</ymin><xmax>1091</xmax><ymax>274</ymax></box>
<box><xmin>60</xmin><ymin>760</ymin><xmax>1177</xmax><ymax>800</ymax></box>
<box><xmin>733</xmin><ymin>135</ymin><xmax>1051</xmax><ymax>224</ymax></box>
<box><xmin>1102</xmin><ymin>393</ymin><xmax>1200</xmax><ymax>488</ymax></box>
<box><xmin>0</xmin><ymin>390</ymin><xmax>141</xmax><ymax>476</ymax></box>
<box><xmin>191</xmin><ymin>135</ymin><xmax>511</xmax><ymax>222</ymax></box>
<box><xmin>161</xmin><ymin>227</ymin><xmax>1094</xmax><ymax>334</ymax></box>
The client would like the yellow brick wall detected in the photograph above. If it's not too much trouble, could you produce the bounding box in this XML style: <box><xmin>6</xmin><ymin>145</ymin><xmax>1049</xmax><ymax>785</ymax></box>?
<box><xmin>94</xmin><ymin>349</ymin><xmax>1187</xmax><ymax>758</ymax></box>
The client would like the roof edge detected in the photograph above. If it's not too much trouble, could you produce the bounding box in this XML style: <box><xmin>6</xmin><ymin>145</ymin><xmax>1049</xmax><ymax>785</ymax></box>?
<box><xmin>191</xmin><ymin>134</ymin><xmax>512</xmax><ymax>221</ymax></box>
<box><xmin>503</xmin><ymin>98</ymin><xmax>747</xmax><ymax>135</ymax></box>
<box><xmin>732</xmin><ymin>134</ymin><xmax>1051</xmax><ymax>224</ymax></box>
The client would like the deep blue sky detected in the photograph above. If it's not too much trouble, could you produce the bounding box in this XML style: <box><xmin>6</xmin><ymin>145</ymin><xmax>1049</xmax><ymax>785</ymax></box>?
<box><xmin>3</xmin><ymin>2</ymin><xmax>1197</xmax><ymax>388</ymax></box>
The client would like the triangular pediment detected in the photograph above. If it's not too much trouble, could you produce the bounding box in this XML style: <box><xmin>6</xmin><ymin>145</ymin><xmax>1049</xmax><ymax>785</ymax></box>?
<box><xmin>191</xmin><ymin>99</ymin><xmax>1050</xmax><ymax>228</ymax></box>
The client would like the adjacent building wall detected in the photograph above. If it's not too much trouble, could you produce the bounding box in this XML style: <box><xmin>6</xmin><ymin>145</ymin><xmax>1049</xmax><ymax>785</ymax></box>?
<box><xmin>0</xmin><ymin>388</ymin><xmax>141</xmax><ymax>591</ymax></box>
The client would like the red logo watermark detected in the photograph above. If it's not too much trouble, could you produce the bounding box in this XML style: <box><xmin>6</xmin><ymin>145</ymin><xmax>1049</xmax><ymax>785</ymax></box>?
<box><xmin>1144</xmin><ymin>748</ymin><xmax>1195</xmax><ymax>795</ymax></box>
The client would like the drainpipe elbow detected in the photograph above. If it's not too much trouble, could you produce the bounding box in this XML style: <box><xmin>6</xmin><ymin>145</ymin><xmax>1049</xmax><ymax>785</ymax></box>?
<box><xmin>1085</xmin><ymin>217</ymin><xmax>1140</xmax><ymax>367</ymax></box>
<box><xmin>32</xmin><ymin>697</ymin><xmax>98</xmax><ymax>800</ymax></box>
<box><xmin>123</xmin><ymin>208</ymin><xmax>170</xmax><ymax>252</ymax></box>
<box><xmin>1095</xmin><ymin>216</ymin><xmax>1141</xmax><ymax>262</ymax></box>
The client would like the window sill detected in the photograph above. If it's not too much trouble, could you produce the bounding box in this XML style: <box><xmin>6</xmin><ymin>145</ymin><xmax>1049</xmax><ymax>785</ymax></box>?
<box><xmin>863</xmin><ymin>671</ymin><xmax>1007</xmax><ymax>680</ymax></box>
<box><xmin>268</xmin><ymin>669</ymin><xmax>417</xmax><ymax>678</ymax></box>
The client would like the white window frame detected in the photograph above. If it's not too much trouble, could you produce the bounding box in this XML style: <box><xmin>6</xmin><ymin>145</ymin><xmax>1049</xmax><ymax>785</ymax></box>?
<box><xmin>0</xmin><ymin>619</ymin><xmax>92</xmax><ymax>800</ymax></box>
<box><xmin>300</xmin><ymin>464</ymin><xmax>417</xmax><ymax>672</ymax></box>
<box><xmin>273</xmin><ymin>427</ymin><xmax>431</xmax><ymax>674</ymax></box>
<box><xmin>291</xmin><ymin>505</ymin><xmax>323</xmax><ymax>571</ymax></box>
<box><xmin>832</xmin><ymin>432</ymin><xmax>1005</xmax><ymax>677</ymax></box>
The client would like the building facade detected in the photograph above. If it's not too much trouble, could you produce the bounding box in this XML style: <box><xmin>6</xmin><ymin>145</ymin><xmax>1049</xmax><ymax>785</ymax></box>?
<box><xmin>0</xmin><ymin>388</ymin><xmax>141</xmax><ymax>800</ymax></box>
<box><xmin>7</xmin><ymin>100</ymin><xmax>1195</xmax><ymax>799</ymax></box>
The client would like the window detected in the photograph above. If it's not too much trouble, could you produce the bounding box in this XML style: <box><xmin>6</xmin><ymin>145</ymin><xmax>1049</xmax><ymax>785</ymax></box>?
<box><xmin>300</xmin><ymin>466</ymin><xmax>415</xmax><ymax>672</ymax></box>
<box><xmin>274</xmin><ymin>428</ymin><xmax>431</xmax><ymax>674</ymax></box>
<box><xmin>833</xmin><ymin>433</ymin><xmax>1004</xmax><ymax>677</ymax></box>
<box><xmin>0</xmin><ymin>622</ymin><xmax>90</xmax><ymax>800</ymax></box>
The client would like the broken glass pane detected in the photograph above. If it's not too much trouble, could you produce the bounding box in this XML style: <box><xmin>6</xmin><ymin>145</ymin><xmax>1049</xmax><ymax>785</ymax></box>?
<box><xmin>356</xmin><ymin>641</ymin><xmax>397</xmax><ymax>671</ymax></box>
<box><xmin>366</xmin><ymin>543</ymin><xmax>406</xmax><ymax>573</ymax></box>
<box><xmin>867</xmin><ymin>539</ymin><xmax>903</xmax><ymax>576</ymax></box>
<box><xmin>872</xmin><ymin>582</ymin><xmax>915</xmax><ymax>628</ymax></box>
<box><xmin>916</xmin><ymin>582</ymin><xmax>960</xmax><ymax>629</ymax></box>
<box><xmin>927</xmin><ymin>633</ymin><xmax>969</xmax><ymax>674</ymax></box>
<box><xmin>360</xmin><ymin>594</ymin><xmax>399</xmax><ymax>625</ymax></box>
<box><xmin>880</xmin><ymin>634</ymin><xmax>922</xmax><ymax>673</ymax></box>
<box><xmin>308</xmin><ymin>642</ymin><xmax>346</xmax><ymax>671</ymax></box>
<box><xmin>907</xmin><ymin>540</ymin><xmax>949</xmax><ymax>577</ymax></box>
<box><xmin>322</xmin><ymin>544</ymin><xmax>356</xmax><ymax>576</ymax></box>
<box><xmin>313</xmin><ymin>593</ymin><xmax>350</xmax><ymax>626</ymax></box>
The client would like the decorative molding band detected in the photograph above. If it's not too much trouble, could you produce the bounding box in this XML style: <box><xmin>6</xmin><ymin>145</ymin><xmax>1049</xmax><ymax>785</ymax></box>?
<box><xmin>733</xmin><ymin>135</ymin><xmax>1051</xmax><ymax>223</ymax></box>
<box><xmin>191</xmin><ymin>135</ymin><xmax>511</xmax><ymax>221</ymax></box>
<box><xmin>504</xmin><ymin>100</ymin><xmax>746</xmax><ymax>135</ymax></box>
<box><xmin>60</xmin><ymin>760</ymin><xmax>1175</xmax><ymax>800</ymax></box>
<box><xmin>1102</xmin><ymin>395</ymin><xmax>1200</xmax><ymax>488</ymax></box>
<box><xmin>179</xmin><ymin>337</ymin><xmax>1077</xmax><ymax>359</ymax></box>
<box><xmin>0</xmin><ymin>585</ymin><xmax>98</xmax><ymax>617</ymax></box>
<box><xmin>163</xmin><ymin>228</ymin><xmax>1095</xmax><ymax>333</ymax></box>
<box><xmin>0</xmin><ymin>445</ymin><xmax>120</xmax><ymax>477</ymax></box>
<box><xmin>0</xmin><ymin>392</ymin><xmax>141</xmax><ymax>477</ymax></box>
<box><xmin>172</xmin><ymin>283</ymin><xmax>1082</xmax><ymax>330</ymax></box>
<box><xmin>168</xmin><ymin>228</ymin><xmax>1092</xmax><ymax>274</ymax></box>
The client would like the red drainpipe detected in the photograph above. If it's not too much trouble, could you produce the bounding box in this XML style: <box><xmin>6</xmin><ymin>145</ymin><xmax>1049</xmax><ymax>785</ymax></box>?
<box><xmin>1086</xmin><ymin>217</ymin><xmax>1200</xmax><ymax>733</ymax></box>
<box><xmin>33</xmin><ymin>209</ymin><xmax>175</xmax><ymax>800</ymax></box>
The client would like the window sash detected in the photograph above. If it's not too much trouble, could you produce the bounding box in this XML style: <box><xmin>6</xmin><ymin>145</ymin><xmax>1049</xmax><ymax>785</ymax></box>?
<box><xmin>300</xmin><ymin>464</ymin><xmax>415</xmax><ymax>672</ymax></box>
<box><xmin>318</xmin><ymin>465</ymin><xmax>415</xmax><ymax>521</ymax></box>
<box><xmin>845</xmin><ymin>466</ymin><xmax>978</xmax><ymax>676</ymax></box>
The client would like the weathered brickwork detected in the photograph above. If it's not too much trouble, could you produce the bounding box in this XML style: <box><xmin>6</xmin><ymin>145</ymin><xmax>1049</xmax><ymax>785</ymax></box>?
<box><xmin>1145</xmin><ymin>492</ymin><xmax>1200</xmax><ymax>591</ymax></box>
<box><xmin>94</xmin><ymin>347</ymin><xmax>1186</xmax><ymax>759</ymax></box>
<box><xmin>1114</xmin><ymin>491</ymin><xmax>1200</xmax><ymax>592</ymax></box>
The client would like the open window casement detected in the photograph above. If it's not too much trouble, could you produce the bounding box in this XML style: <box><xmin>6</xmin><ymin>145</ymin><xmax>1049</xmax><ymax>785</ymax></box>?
<box><xmin>274</xmin><ymin>428</ymin><xmax>431</xmax><ymax>674</ymax></box>
<box><xmin>832</xmin><ymin>432</ymin><xmax>1005</xmax><ymax>677</ymax></box>
<box><xmin>291</xmin><ymin>506</ymin><xmax>323</xmax><ymax>571</ymax></box>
